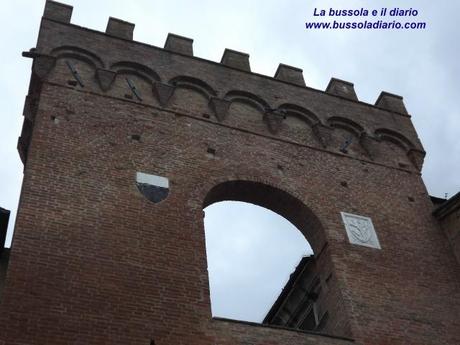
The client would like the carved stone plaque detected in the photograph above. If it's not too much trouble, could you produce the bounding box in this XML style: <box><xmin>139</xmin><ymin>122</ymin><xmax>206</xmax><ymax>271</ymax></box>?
<box><xmin>341</xmin><ymin>212</ymin><xmax>381</xmax><ymax>249</ymax></box>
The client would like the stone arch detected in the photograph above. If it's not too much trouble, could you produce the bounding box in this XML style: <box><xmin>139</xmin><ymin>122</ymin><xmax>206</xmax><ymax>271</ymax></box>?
<box><xmin>223</xmin><ymin>91</ymin><xmax>271</xmax><ymax>133</ymax></box>
<box><xmin>203</xmin><ymin>180</ymin><xmax>326</xmax><ymax>254</ymax></box>
<box><xmin>374</xmin><ymin>128</ymin><xmax>414</xmax><ymax>151</ymax></box>
<box><xmin>275</xmin><ymin>104</ymin><xmax>320</xmax><ymax>145</ymax></box>
<box><xmin>374</xmin><ymin>128</ymin><xmax>415</xmax><ymax>168</ymax></box>
<box><xmin>49</xmin><ymin>46</ymin><xmax>103</xmax><ymax>89</ymax></box>
<box><xmin>326</xmin><ymin>117</ymin><xmax>366</xmax><ymax>155</ymax></box>
<box><xmin>169</xmin><ymin>76</ymin><xmax>217</xmax><ymax>100</ymax></box>
<box><xmin>51</xmin><ymin>45</ymin><xmax>104</xmax><ymax>69</ymax></box>
<box><xmin>277</xmin><ymin>103</ymin><xmax>320</xmax><ymax>126</ymax></box>
<box><xmin>109</xmin><ymin>62</ymin><xmax>161</xmax><ymax>103</ymax></box>
<box><xmin>111</xmin><ymin>61</ymin><xmax>161</xmax><ymax>83</ymax></box>
<box><xmin>327</xmin><ymin>116</ymin><xmax>364</xmax><ymax>137</ymax></box>
<box><xmin>224</xmin><ymin>90</ymin><xmax>270</xmax><ymax>113</ymax></box>
<box><xmin>202</xmin><ymin>179</ymin><xmax>349</xmax><ymax>335</ymax></box>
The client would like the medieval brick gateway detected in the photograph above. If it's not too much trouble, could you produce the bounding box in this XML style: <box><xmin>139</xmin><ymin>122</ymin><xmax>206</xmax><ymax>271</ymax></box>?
<box><xmin>1</xmin><ymin>1</ymin><xmax>459</xmax><ymax>344</ymax></box>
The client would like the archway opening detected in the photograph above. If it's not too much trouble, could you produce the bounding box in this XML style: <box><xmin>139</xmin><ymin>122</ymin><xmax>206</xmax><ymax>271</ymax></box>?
<box><xmin>202</xmin><ymin>180</ymin><xmax>344</xmax><ymax>334</ymax></box>
<box><xmin>204</xmin><ymin>200</ymin><xmax>312</xmax><ymax>322</ymax></box>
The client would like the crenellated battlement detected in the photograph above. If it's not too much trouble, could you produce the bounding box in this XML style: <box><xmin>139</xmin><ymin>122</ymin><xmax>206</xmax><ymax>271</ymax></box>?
<box><xmin>41</xmin><ymin>1</ymin><xmax>410</xmax><ymax>114</ymax></box>
<box><xmin>19</xmin><ymin>0</ymin><xmax>425</xmax><ymax>172</ymax></box>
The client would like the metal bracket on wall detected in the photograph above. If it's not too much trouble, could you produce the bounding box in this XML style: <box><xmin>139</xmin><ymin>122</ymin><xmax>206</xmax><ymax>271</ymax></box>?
<box><xmin>340</xmin><ymin>136</ymin><xmax>353</xmax><ymax>153</ymax></box>
<box><xmin>126</xmin><ymin>78</ymin><xmax>142</xmax><ymax>101</ymax></box>
<box><xmin>65</xmin><ymin>61</ymin><xmax>84</xmax><ymax>87</ymax></box>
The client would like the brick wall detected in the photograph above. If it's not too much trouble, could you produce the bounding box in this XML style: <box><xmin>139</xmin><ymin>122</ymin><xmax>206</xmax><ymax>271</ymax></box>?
<box><xmin>434</xmin><ymin>193</ymin><xmax>460</xmax><ymax>265</ymax></box>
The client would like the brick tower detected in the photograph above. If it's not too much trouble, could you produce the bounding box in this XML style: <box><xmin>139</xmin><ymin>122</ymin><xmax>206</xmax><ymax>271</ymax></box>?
<box><xmin>1</xmin><ymin>1</ymin><xmax>459</xmax><ymax>344</ymax></box>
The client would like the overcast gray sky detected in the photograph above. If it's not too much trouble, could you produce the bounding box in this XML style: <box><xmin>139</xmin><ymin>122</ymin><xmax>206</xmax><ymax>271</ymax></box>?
<box><xmin>204</xmin><ymin>201</ymin><xmax>311</xmax><ymax>322</ymax></box>
<box><xmin>1</xmin><ymin>0</ymin><xmax>459</xmax><ymax>323</ymax></box>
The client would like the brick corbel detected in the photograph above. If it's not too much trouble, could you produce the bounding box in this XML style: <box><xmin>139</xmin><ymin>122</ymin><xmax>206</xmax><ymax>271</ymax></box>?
<box><xmin>312</xmin><ymin>123</ymin><xmax>333</xmax><ymax>148</ymax></box>
<box><xmin>33</xmin><ymin>54</ymin><xmax>56</xmax><ymax>80</ymax></box>
<box><xmin>96</xmin><ymin>69</ymin><xmax>116</xmax><ymax>92</ymax></box>
<box><xmin>153</xmin><ymin>82</ymin><xmax>175</xmax><ymax>106</ymax></box>
<box><xmin>209</xmin><ymin>97</ymin><xmax>231</xmax><ymax>122</ymax></box>
<box><xmin>359</xmin><ymin>132</ymin><xmax>381</xmax><ymax>160</ymax></box>
<box><xmin>264</xmin><ymin>110</ymin><xmax>285</xmax><ymax>135</ymax></box>
<box><xmin>407</xmin><ymin>148</ymin><xmax>425</xmax><ymax>171</ymax></box>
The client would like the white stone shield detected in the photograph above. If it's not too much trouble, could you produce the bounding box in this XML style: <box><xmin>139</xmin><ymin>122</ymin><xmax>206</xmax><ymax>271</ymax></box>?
<box><xmin>136</xmin><ymin>172</ymin><xmax>169</xmax><ymax>203</ymax></box>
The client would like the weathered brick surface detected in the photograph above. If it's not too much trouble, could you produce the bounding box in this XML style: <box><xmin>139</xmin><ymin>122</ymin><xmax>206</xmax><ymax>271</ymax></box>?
<box><xmin>434</xmin><ymin>193</ymin><xmax>460</xmax><ymax>265</ymax></box>
<box><xmin>1</xmin><ymin>2</ymin><xmax>459</xmax><ymax>344</ymax></box>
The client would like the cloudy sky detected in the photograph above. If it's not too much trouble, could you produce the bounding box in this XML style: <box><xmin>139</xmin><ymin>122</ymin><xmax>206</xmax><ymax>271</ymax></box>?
<box><xmin>1</xmin><ymin>0</ymin><xmax>459</xmax><ymax>323</ymax></box>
